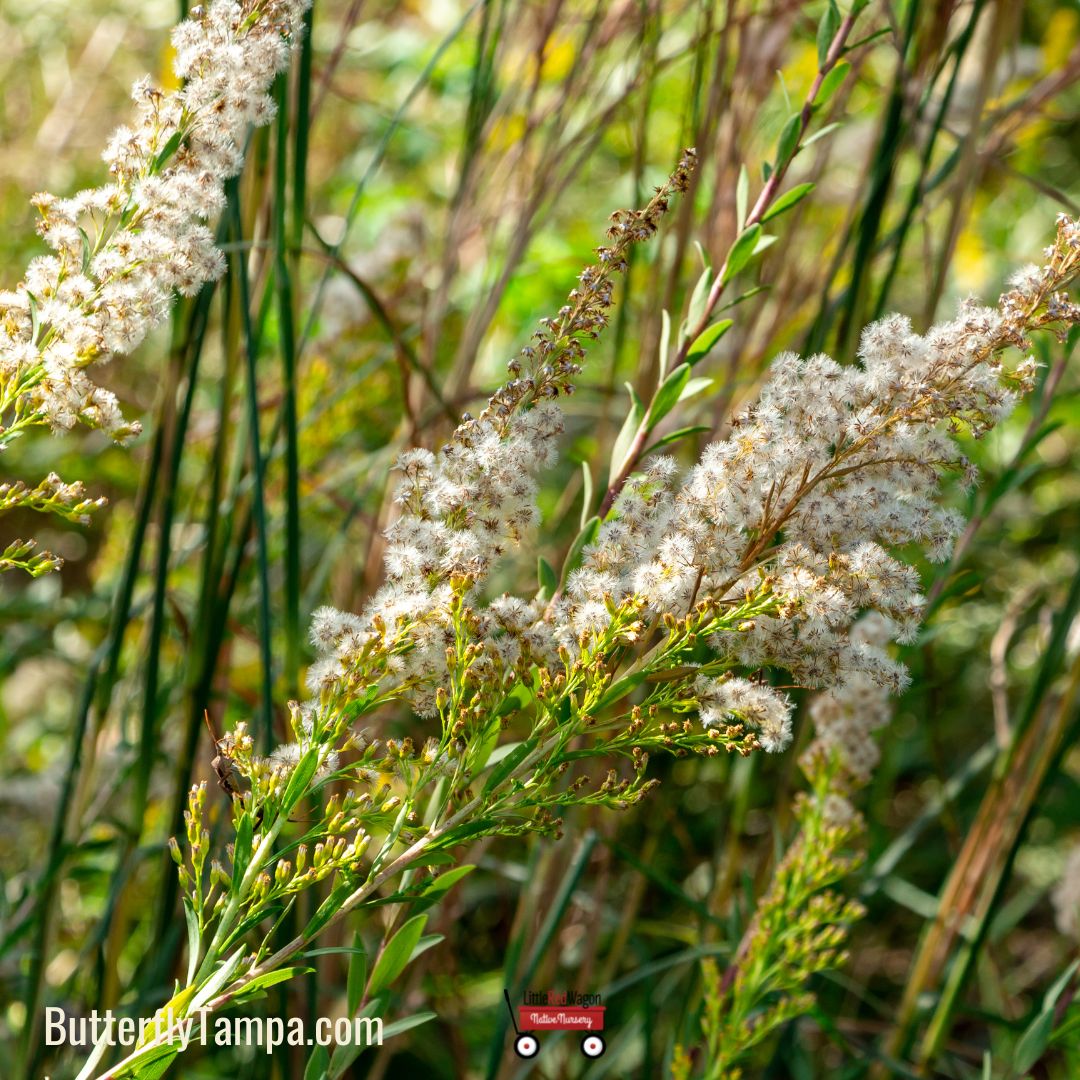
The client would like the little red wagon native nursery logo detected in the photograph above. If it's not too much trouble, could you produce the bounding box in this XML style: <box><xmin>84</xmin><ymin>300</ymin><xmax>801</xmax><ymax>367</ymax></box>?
<box><xmin>503</xmin><ymin>988</ymin><xmax>606</xmax><ymax>1059</ymax></box>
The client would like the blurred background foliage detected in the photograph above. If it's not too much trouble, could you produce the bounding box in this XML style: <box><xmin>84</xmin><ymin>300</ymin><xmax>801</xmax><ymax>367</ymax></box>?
<box><xmin>2</xmin><ymin>0</ymin><xmax>1080</xmax><ymax>1076</ymax></box>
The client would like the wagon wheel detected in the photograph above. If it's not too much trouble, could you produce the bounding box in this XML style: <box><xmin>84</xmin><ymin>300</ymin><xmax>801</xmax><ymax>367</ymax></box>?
<box><xmin>580</xmin><ymin>1033</ymin><xmax>605</xmax><ymax>1058</ymax></box>
<box><xmin>514</xmin><ymin>1033</ymin><xmax>540</xmax><ymax>1058</ymax></box>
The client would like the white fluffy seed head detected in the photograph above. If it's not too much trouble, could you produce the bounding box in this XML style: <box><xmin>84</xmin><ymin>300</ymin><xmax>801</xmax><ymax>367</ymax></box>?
<box><xmin>1</xmin><ymin>0</ymin><xmax>311</xmax><ymax>443</ymax></box>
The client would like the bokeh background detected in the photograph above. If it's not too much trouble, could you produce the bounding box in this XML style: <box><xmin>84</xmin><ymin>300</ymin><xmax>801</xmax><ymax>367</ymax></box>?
<box><xmin>2</xmin><ymin>1</ymin><xmax>1080</xmax><ymax>1076</ymax></box>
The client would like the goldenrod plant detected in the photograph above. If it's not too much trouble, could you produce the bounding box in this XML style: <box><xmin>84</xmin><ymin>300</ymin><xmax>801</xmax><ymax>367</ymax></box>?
<box><xmin>74</xmin><ymin>187</ymin><xmax>1080</xmax><ymax>1073</ymax></box>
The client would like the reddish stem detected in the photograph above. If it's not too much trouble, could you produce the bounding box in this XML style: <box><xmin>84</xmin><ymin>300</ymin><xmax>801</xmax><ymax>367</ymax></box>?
<box><xmin>597</xmin><ymin>12</ymin><xmax>859</xmax><ymax>519</ymax></box>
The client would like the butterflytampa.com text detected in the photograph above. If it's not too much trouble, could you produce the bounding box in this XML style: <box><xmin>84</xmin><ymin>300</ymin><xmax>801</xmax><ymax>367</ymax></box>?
<box><xmin>44</xmin><ymin>1007</ymin><xmax>383</xmax><ymax>1054</ymax></box>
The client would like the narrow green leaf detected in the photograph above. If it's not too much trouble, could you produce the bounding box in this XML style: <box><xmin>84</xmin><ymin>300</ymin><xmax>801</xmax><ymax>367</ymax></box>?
<box><xmin>326</xmin><ymin>1000</ymin><xmax>385</xmax><ymax>1077</ymax></box>
<box><xmin>281</xmin><ymin>748</ymin><xmax>320</xmax><ymax>814</ymax></box>
<box><xmin>684</xmin><ymin>271</ymin><xmax>712</xmax><ymax>348</ymax></box>
<box><xmin>678</xmin><ymin>377</ymin><xmax>713</xmax><ymax>405</ymax></box>
<box><xmin>182</xmin><ymin>899</ymin><xmax>200</xmax><ymax>985</ymax></box>
<box><xmin>843</xmin><ymin>25</ymin><xmax>889</xmax><ymax>52</ymax></box>
<box><xmin>427</xmin><ymin>817</ymin><xmax>499</xmax><ymax>850</ymax></box>
<box><xmin>275</xmin><ymin>71</ymin><xmax>302</xmax><ymax>702</ymax></box>
<box><xmin>1065</xmin><ymin>322</ymin><xmax>1080</xmax><ymax>354</ymax></box>
<box><xmin>776</xmin><ymin>69</ymin><xmax>792</xmax><ymax>114</ymax></box>
<box><xmin>232</xmin><ymin>966</ymin><xmax>313</xmax><ymax>1004</ymax></box>
<box><xmin>643</xmin><ymin>425</ymin><xmax>711</xmax><ymax>458</ymax></box>
<box><xmin>305</xmin><ymin>879</ymin><xmax>356</xmax><ymax>939</ymax></box>
<box><xmin>410</xmin><ymin>851</ymin><xmax>457</xmax><ymax>867</ymax></box>
<box><xmin>304</xmin><ymin>1045</ymin><xmax>330</xmax><ymax>1080</ymax></box>
<box><xmin>1042</xmin><ymin>957</ymin><xmax>1079</xmax><ymax>1010</ymax></box>
<box><xmin>142</xmin><ymin>987</ymin><xmax>197</xmax><ymax>1046</ymax></box>
<box><xmin>78</xmin><ymin>227</ymin><xmax>92</xmax><ymax>274</ymax></box>
<box><xmin>817</xmin><ymin>0</ymin><xmax>840</xmax><ymax>65</ymax></box>
<box><xmin>347</xmin><ymin>933</ymin><xmax>367</xmax><ymax>1017</ymax></box>
<box><xmin>483</xmin><ymin>741</ymin><xmax>526</xmax><ymax>768</ymax></box>
<box><xmin>381</xmin><ymin>1010</ymin><xmax>437</xmax><ymax>1040</ymax></box>
<box><xmin>537</xmin><ymin>557</ymin><xmax>557</xmax><ymax>600</ymax></box>
<box><xmin>579</xmin><ymin>460</ymin><xmax>593</xmax><ymax>530</ymax></box>
<box><xmin>985</xmin><ymin>421</ymin><xmax>1061</xmax><ymax>504</ymax></box>
<box><xmin>775</xmin><ymin>113</ymin><xmax>801</xmax><ymax>168</ymax></box>
<box><xmin>378</xmin><ymin>802</ymin><xmax>410</xmax><ymax>863</ymax></box>
<box><xmin>814</xmin><ymin>60</ymin><xmax>850</xmax><ymax>106</ymax></box>
<box><xmin>647</xmin><ymin>363</ymin><xmax>691</xmax><ymax>430</ymax></box>
<box><xmin>73</xmin><ymin>1030</ymin><xmax>112</xmax><ymax>1080</ymax></box>
<box><xmin>482</xmin><ymin>740</ymin><xmax>536</xmax><ymax>796</ymax></box>
<box><xmin>718</xmin><ymin>285</ymin><xmax>769</xmax><ymax>312</ymax></box>
<box><xmin>687</xmin><ymin>319</ymin><xmax>733</xmax><ymax>366</ymax></box>
<box><xmin>721</xmin><ymin>225</ymin><xmax>763</xmax><ymax>285</ymax></box>
<box><xmin>151</xmin><ymin>129</ymin><xmax>184</xmax><ymax>173</ymax></box>
<box><xmin>224</xmin><ymin>904</ymin><xmax>287</xmax><ymax>951</ymax></box>
<box><xmin>328</xmin><ymin>1007</ymin><xmax>436</xmax><ymax>1077</ymax></box>
<box><xmin>597</xmin><ymin>670</ymin><xmax>646</xmax><ymax>710</ymax></box>
<box><xmin>190</xmin><ymin>947</ymin><xmax>245</xmax><ymax>1012</ymax></box>
<box><xmin>367</xmin><ymin>914</ymin><xmax>428</xmax><ymax>999</ymax></box>
<box><xmin>658</xmin><ymin>308</ymin><xmax>673</xmax><ymax>377</ymax></box>
<box><xmin>130</xmin><ymin>1047</ymin><xmax>180</xmax><ymax>1080</ymax></box>
<box><xmin>735</xmin><ymin>164</ymin><xmax>749</xmax><ymax>231</ymax></box>
<box><xmin>26</xmin><ymin>291</ymin><xmax>40</xmax><ymax>342</ymax></box>
<box><xmin>803</xmin><ymin>121</ymin><xmax>843</xmax><ymax>149</ymax></box>
<box><xmin>753</xmin><ymin>234</ymin><xmax>777</xmax><ymax>256</ymax></box>
<box><xmin>409</xmin><ymin>933</ymin><xmax>444</xmax><ymax>964</ymax></box>
<box><xmin>1013</xmin><ymin>1008</ymin><xmax>1055</xmax><ymax>1074</ymax></box>
<box><xmin>761</xmin><ymin>182</ymin><xmax>816</xmax><ymax>223</ymax></box>
<box><xmin>420</xmin><ymin>863</ymin><xmax>476</xmax><ymax>900</ymax></box>
<box><xmin>495</xmin><ymin>681</ymin><xmax>533</xmax><ymax>719</ymax></box>
<box><xmin>231</xmin><ymin>812</ymin><xmax>254</xmax><ymax>892</ymax></box>
<box><xmin>228</xmin><ymin>188</ymin><xmax>275</xmax><ymax>746</ymax></box>
<box><xmin>610</xmin><ymin>383</ymin><xmax>645</xmax><ymax>476</ymax></box>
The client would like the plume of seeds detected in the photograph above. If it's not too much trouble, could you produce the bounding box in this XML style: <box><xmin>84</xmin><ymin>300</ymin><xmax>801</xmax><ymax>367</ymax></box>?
<box><xmin>463</xmin><ymin>147</ymin><xmax>698</xmax><ymax>438</ymax></box>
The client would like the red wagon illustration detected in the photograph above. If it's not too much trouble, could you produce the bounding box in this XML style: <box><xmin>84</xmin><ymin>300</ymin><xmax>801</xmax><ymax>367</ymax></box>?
<box><xmin>504</xmin><ymin>989</ymin><xmax>606</xmax><ymax>1059</ymax></box>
